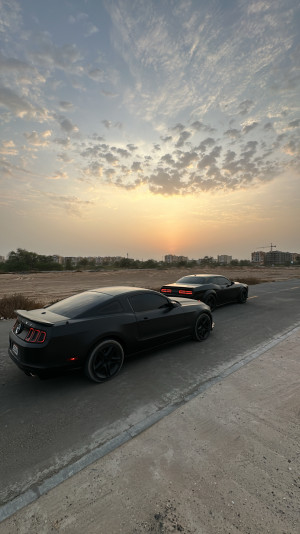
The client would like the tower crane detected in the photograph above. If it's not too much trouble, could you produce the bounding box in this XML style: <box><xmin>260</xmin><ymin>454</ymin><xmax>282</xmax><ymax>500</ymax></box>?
<box><xmin>257</xmin><ymin>243</ymin><xmax>277</xmax><ymax>251</ymax></box>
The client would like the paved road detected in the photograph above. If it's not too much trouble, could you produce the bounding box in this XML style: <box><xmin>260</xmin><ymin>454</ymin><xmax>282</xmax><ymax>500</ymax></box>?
<box><xmin>0</xmin><ymin>279</ymin><xmax>300</xmax><ymax>506</ymax></box>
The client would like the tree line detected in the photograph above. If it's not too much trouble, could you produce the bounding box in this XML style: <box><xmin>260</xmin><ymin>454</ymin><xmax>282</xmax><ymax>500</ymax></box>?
<box><xmin>0</xmin><ymin>248</ymin><xmax>255</xmax><ymax>273</ymax></box>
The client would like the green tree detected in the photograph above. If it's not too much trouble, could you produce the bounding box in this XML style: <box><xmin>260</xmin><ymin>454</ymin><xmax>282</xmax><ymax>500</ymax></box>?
<box><xmin>201</xmin><ymin>256</ymin><xmax>215</xmax><ymax>266</ymax></box>
<box><xmin>6</xmin><ymin>249</ymin><xmax>38</xmax><ymax>271</ymax></box>
<box><xmin>77</xmin><ymin>258</ymin><xmax>90</xmax><ymax>269</ymax></box>
<box><xmin>64</xmin><ymin>258</ymin><xmax>74</xmax><ymax>270</ymax></box>
<box><xmin>116</xmin><ymin>257</ymin><xmax>137</xmax><ymax>268</ymax></box>
<box><xmin>141</xmin><ymin>259</ymin><xmax>158</xmax><ymax>268</ymax></box>
<box><xmin>4</xmin><ymin>249</ymin><xmax>62</xmax><ymax>271</ymax></box>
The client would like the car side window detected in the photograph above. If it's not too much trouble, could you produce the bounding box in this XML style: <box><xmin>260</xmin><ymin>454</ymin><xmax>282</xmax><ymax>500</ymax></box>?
<box><xmin>129</xmin><ymin>294</ymin><xmax>169</xmax><ymax>312</ymax></box>
<box><xmin>79</xmin><ymin>300</ymin><xmax>124</xmax><ymax>318</ymax></box>
<box><xmin>99</xmin><ymin>300</ymin><xmax>124</xmax><ymax>314</ymax></box>
<box><xmin>214</xmin><ymin>277</ymin><xmax>230</xmax><ymax>286</ymax></box>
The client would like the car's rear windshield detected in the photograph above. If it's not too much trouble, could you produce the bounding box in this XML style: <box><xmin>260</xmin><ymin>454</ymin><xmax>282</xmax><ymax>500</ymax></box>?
<box><xmin>176</xmin><ymin>276</ymin><xmax>209</xmax><ymax>284</ymax></box>
<box><xmin>46</xmin><ymin>291</ymin><xmax>112</xmax><ymax>319</ymax></box>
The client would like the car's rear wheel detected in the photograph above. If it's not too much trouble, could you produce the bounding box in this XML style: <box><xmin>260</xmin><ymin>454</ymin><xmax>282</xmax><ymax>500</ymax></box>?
<box><xmin>84</xmin><ymin>339</ymin><xmax>124</xmax><ymax>383</ymax></box>
<box><xmin>193</xmin><ymin>313</ymin><xmax>212</xmax><ymax>341</ymax></box>
<box><xmin>204</xmin><ymin>294</ymin><xmax>216</xmax><ymax>311</ymax></box>
<box><xmin>239</xmin><ymin>289</ymin><xmax>248</xmax><ymax>303</ymax></box>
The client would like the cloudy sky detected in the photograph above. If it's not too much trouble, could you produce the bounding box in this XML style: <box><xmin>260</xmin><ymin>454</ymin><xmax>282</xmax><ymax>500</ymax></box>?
<box><xmin>0</xmin><ymin>0</ymin><xmax>299</xmax><ymax>261</ymax></box>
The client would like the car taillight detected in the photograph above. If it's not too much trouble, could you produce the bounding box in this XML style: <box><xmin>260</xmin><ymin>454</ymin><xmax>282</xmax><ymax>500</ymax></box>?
<box><xmin>179</xmin><ymin>290</ymin><xmax>193</xmax><ymax>295</ymax></box>
<box><xmin>25</xmin><ymin>328</ymin><xmax>47</xmax><ymax>343</ymax></box>
<box><xmin>161</xmin><ymin>288</ymin><xmax>172</xmax><ymax>293</ymax></box>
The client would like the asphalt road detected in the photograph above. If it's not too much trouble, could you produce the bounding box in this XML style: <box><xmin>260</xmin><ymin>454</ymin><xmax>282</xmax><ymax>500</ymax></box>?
<box><xmin>0</xmin><ymin>279</ymin><xmax>300</xmax><ymax>507</ymax></box>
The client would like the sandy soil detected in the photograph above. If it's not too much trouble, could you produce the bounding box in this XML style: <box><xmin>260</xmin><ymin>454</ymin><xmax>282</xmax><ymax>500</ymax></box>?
<box><xmin>0</xmin><ymin>266</ymin><xmax>299</xmax><ymax>305</ymax></box>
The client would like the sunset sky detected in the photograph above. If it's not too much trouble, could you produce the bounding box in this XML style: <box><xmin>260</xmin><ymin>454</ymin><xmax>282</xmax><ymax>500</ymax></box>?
<box><xmin>0</xmin><ymin>0</ymin><xmax>299</xmax><ymax>261</ymax></box>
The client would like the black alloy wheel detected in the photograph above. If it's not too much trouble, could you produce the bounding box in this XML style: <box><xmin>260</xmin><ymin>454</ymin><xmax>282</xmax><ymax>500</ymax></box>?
<box><xmin>84</xmin><ymin>339</ymin><xmax>124</xmax><ymax>383</ymax></box>
<box><xmin>239</xmin><ymin>288</ymin><xmax>248</xmax><ymax>303</ymax></box>
<box><xmin>193</xmin><ymin>313</ymin><xmax>212</xmax><ymax>341</ymax></box>
<box><xmin>204</xmin><ymin>294</ymin><xmax>216</xmax><ymax>311</ymax></box>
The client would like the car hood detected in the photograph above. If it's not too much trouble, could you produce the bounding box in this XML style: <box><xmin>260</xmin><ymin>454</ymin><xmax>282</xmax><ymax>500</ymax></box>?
<box><xmin>172</xmin><ymin>297</ymin><xmax>210</xmax><ymax>310</ymax></box>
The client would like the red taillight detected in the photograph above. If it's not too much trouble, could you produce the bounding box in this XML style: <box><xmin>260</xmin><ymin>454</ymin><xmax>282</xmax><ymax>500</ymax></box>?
<box><xmin>179</xmin><ymin>290</ymin><xmax>193</xmax><ymax>295</ymax></box>
<box><xmin>161</xmin><ymin>288</ymin><xmax>172</xmax><ymax>293</ymax></box>
<box><xmin>25</xmin><ymin>328</ymin><xmax>47</xmax><ymax>343</ymax></box>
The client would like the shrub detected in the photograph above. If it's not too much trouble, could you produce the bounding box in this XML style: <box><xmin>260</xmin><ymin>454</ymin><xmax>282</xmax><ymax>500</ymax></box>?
<box><xmin>0</xmin><ymin>294</ymin><xmax>44</xmax><ymax>319</ymax></box>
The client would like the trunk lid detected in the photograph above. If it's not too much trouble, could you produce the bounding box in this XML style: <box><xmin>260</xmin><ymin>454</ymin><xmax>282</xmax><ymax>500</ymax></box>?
<box><xmin>16</xmin><ymin>308</ymin><xmax>69</xmax><ymax>326</ymax></box>
<box><xmin>161</xmin><ymin>283</ymin><xmax>199</xmax><ymax>296</ymax></box>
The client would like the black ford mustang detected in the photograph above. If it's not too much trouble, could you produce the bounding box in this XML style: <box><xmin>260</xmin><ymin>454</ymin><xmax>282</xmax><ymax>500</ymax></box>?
<box><xmin>161</xmin><ymin>274</ymin><xmax>248</xmax><ymax>311</ymax></box>
<box><xmin>8</xmin><ymin>286</ymin><xmax>213</xmax><ymax>383</ymax></box>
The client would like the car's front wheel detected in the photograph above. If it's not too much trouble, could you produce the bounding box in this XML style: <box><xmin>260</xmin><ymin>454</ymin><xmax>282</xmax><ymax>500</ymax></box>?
<box><xmin>84</xmin><ymin>339</ymin><xmax>124</xmax><ymax>383</ymax></box>
<box><xmin>193</xmin><ymin>313</ymin><xmax>212</xmax><ymax>341</ymax></box>
<box><xmin>238</xmin><ymin>288</ymin><xmax>248</xmax><ymax>304</ymax></box>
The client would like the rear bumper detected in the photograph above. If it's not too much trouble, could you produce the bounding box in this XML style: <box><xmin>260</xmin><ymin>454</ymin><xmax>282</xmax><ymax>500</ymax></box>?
<box><xmin>8</xmin><ymin>346</ymin><xmax>75</xmax><ymax>375</ymax></box>
<box><xmin>8</xmin><ymin>330</ymin><xmax>83</xmax><ymax>375</ymax></box>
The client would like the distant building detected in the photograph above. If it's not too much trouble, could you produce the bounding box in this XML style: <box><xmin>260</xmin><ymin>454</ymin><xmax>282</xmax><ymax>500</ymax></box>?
<box><xmin>265</xmin><ymin>250</ymin><xmax>292</xmax><ymax>265</ymax></box>
<box><xmin>217</xmin><ymin>255</ymin><xmax>232</xmax><ymax>265</ymax></box>
<box><xmin>51</xmin><ymin>255</ymin><xmax>64</xmax><ymax>264</ymax></box>
<box><xmin>165</xmin><ymin>254</ymin><xmax>188</xmax><ymax>263</ymax></box>
<box><xmin>251</xmin><ymin>251</ymin><xmax>266</xmax><ymax>265</ymax></box>
<box><xmin>95</xmin><ymin>256</ymin><xmax>123</xmax><ymax>265</ymax></box>
<box><xmin>0</xmin><ymin>255</ymin><xmax>5</xmax><ymax>263</ymax></box>
<box><xmin>291</xmin><ymin>253</ymin><xmax>300</xmax><ymax>263</ymax></box>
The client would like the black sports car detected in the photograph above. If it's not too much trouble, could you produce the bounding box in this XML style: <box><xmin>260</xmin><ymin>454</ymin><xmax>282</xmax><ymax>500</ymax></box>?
<box><xmin>8</xmin><ymin>286</ymin><xmax>213</xmax><ymax>383</ymax></box>
<box><xmin>160</xmin><ymin>274</ymin><xmax>248</xmax><ymax>311</ymax></box>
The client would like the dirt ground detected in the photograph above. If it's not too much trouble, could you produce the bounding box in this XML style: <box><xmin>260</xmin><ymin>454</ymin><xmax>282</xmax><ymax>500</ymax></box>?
<box><xmin>0</xmin><ymin>266</ymin><xmax>299</xmax><ymax>305</ymax></box>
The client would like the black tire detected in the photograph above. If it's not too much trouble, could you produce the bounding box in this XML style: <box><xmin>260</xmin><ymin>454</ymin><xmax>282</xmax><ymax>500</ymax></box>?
<box><xmin>238</xmin><ymin>289</ymin><xmax>248</xmax><ymax>304</ymax></box>
<box><xmin>193</xmin><ymin>313</ymin><xmax>212</xmax><ymax>341</ymax></box>
<box><xmin>84</xmin><ymin>339</ymin><xmax>124</xmax><ymax>383</ymax></box>
<box><xmin>204</xmin><ymin>294</ymin><xmax>216</xmax><ymax>311</ymax></box>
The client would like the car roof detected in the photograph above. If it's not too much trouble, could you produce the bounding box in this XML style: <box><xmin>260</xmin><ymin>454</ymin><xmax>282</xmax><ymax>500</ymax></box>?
<box><xmin>91</xmin><ymin>286</ymin><xmax>156</xmax><ymax>296</ymax></box>
<box><xmin>180</xmin><ymin>274</ymin><xmax>215</xmax><ymax>278</ymax></box>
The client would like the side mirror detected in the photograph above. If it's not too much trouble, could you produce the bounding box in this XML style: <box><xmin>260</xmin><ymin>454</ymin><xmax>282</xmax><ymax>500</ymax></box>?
<box><xmin>168</xmin><ymin>300</ymin><xmax>178</xmax><ymax>308</ymax></box>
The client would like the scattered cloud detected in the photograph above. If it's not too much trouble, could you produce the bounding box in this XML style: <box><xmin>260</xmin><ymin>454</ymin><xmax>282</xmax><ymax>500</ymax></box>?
<box><xmin>242</xmin><ymin>122</ymin><xmax>259</xmax><ymax>135</ymax></box>
<box><xmin>88</xmin><ymin>68</ymin><xmax>105</xmax><ymax>81</ymax></box>
<box><xmin>44</xmin><ymin>192</ymin><xmax>93</xmax><ymax>216</ymax></box>
<box><xmin>27</xmin><ymin>33</ymin><xmax>83</xmax><ymax>75</ymax></box>
<box><xmin>70</xmin><ymin>115</ymin><xmax>297</xmax><ymax>196</ymax></box>
<box><xmin>238</xmin><ymin>100</ymin><xmax>254</xmax><ymax>115</ymax></box>
<box><xmin>0</xmin><ymin>86</ymin><xmax>38</xmax><ymax>118</ymax></box>
<box><xmin>24</xmin><ymin>130</ymin><xmax>52</xmax><ymax>146</ymax></box>
<box><xmin>48</xmin><ymin>170</ymin><xmax>68</xmax><ymax>180</ymax></box>
<box><xmin>0</xmin><ymin>140</ymin><xmax>18</xmax><ymax>155</ymax></box>
<box><xmin>175</xmin><ymin>130</ymin><xmax>191</xmax><ymax>148</ymax></box>
<box><xmin>68</xmin><ymin>11</ymin><xmax>98</xmax><ymax>38</ymax></box>
<box><xmin>59</xmin><ymin>101</ymin><xmax>73</xmax><ymax>111</ymax></box>
<box><xmin>287</xmin><ymin>119</ymin><xmax>300</xmax><ymax>129</ymax></box>
<box><xmin>100</xmin><ymin>89</ymin><xmax>119</xmax><ymax>98</ymax></box>
<box><xmin>224</xmin><ymin>128</ymin><xmax>241</xmax><ymax>139</ymax></box>
<box><xmin>56</xmin><ymin>116</ymin><xmax>79</xmax><ymax>134</ymax></box>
